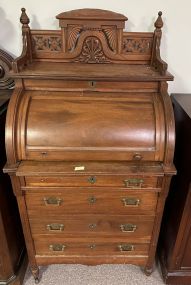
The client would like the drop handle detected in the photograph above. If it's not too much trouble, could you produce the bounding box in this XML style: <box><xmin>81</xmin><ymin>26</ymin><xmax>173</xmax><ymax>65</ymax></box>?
<box><xmin>121</xmin><ymin>198</ymin><xmax>140</xmax><ymax>207</ymax></box>
<box><xmin>120</xmin><ymin>224</ymin><xmax>137</xmax><ymax>233</ymax></box>
<box><xmin>46</xmin><ymin>223</ymin><xmax>64</xmax><ymax>231</ymax></box>
<box><xmin>118</xmin><ymin>244</ymin><xmax>134</xmax><ymax>252</ymax></box>
<box><xmin>49</xmin><ymin>244</ymin><xmax>66</xmax><ymax>251</ymax></box>
<box><xmin>43</xmin><ymin>197</ymin><xmax>63</xmax><ymax>206</ymax></box>
<box><xmin>123</xmin><ymin>178</ymin><xmax>144</xmax><ymax>188</ymax></box>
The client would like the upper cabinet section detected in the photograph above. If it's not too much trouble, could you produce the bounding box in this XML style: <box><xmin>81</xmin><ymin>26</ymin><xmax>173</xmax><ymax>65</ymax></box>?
<box><xmin>11</xmin><ymin>8</ymin><xmax>172</xmax><ymax>79</ymax></box>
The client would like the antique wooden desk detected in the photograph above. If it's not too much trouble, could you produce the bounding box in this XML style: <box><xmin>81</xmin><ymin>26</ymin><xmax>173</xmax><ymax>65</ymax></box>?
<box><xmin>4</xmin><ymin>8</ymin><xmax>175</xmax><ymax>283</ymax></box>
<box><xmin>0</xmin><ymin>50</ymin><xmax>27</xmax><ymax>285</ymax></box>
<box><xmin>159</xmin><ymin>94</ymin><xmax>191</xmax><ymax>284</ymax></box>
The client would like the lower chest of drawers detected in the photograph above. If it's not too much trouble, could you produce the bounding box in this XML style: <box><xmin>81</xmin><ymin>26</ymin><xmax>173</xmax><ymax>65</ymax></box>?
<box><xmin>22</xmin><ymin>173</ymin><xmax>161</xmax><ymax>264</ymax></box>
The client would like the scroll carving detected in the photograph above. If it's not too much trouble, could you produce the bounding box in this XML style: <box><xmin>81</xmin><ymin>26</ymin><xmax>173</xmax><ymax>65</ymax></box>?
<box><xmin>67</xmin><ymin>25</ymin><xmax>82</xmax><ymax>51</ymax></box>
<box><xmin>74</xmin><ymin>36</ymin><xmax>110</xmax><ymax>63</ymax></box>
<box><xmin>102</xmin><ymin>27</ymin><xmax>117</xmax><ymax>52</ymax></box>
<box><xmin>67</xmin><ymin>25</ymin><xmax>117</xmax><ymax>53</ymax></box>
<box><xmin>123</xmin><ymin>38</ymin><xmax>152</xmax><ymax>54</ymax></box>
<box><xmin>32</xmin><ymin>36</ymin><xmax>62</xmax><ymax>51</ymax></box>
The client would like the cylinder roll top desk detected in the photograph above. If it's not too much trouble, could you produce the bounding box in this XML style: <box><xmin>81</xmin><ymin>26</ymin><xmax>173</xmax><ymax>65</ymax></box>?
<box><xmin>4</xmin><ymin>8</ymin><xmax>176</xmax><ymax>283</ymax></box>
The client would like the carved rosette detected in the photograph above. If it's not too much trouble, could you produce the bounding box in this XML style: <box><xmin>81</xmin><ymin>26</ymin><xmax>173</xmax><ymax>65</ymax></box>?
<box><xmin>32</xmin><ymin>36</ymin><xmax>62</xmax><ymax>51</ymax></box>
<box><xmin>123</xmin><ymin>38</ymin><xmax>152</xmax><ymax>54</ymax></box>
<box><xmin>74</xmin><ymin>36</ymin><xmax>110</xmax><ymax>63</ymax></box>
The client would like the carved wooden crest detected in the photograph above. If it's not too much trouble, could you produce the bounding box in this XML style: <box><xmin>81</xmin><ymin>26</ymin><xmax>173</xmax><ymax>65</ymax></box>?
<box><xmin>14</xmin><ymin>9</ymin><xmax>167</xmax><ymax>75</ymax></box>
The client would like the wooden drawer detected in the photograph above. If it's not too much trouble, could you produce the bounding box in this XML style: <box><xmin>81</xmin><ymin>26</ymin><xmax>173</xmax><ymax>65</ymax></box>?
<box><xmin>29</xmin><ymin>215</ymin><xmax>154</xmax><ymax>241</ymax></box>
<box><xmin>25</xmin><ymin>189</ymin><xmax>158</xmax><ymax>215</ymax></box>
<box><xmin>25</xmin><ymin>175</ymin><xmax>160</xmax><ymax>189</ymax></box>
<box><xmin>34</xmin><ymin>237</ymin><xmax>149</xmax><ymax>256</ymax></box>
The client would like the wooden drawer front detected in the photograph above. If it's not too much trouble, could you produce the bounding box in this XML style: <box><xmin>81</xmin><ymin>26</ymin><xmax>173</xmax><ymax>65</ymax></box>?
<box><xmin>34</xmin><ymin>238</ymin><xmax>149</xmax><ymax>256</ymax></box>
<box><xmin>29</xmin><ymin>215</ymin><xmax>154</xmax><ymax>241</ymax></box>
<box><xmin>25</xmin><ymin>175</ymin><xmax>159</xmax><ymax>189</ymax></box>
<box><xmin>25</xmin><ymin>190</ymin><xmax>158</xmax><ymax>215</ymax></box>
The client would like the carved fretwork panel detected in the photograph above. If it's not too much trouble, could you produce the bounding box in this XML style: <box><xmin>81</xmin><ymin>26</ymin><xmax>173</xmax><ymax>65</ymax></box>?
<box><xmin>74</xmin><ymin>36</ymin><xmax>110</xmax><ymax>63</ymax></box>
<box><xmin>32</xmin><ymin>35</ymin><xmax>62</xmax><ymax>52</ymax></box>
<box><xmin>123</xmin><ymin>37</ymin><xmax>153</xmax><ymax>54</ymax></box>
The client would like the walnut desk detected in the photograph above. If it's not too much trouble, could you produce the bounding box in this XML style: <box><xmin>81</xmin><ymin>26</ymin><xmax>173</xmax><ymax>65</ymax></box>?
<box><xmin>4</xmin><ymin>8</ymin><xmax>175</xmax><ymax>283</ymax></box>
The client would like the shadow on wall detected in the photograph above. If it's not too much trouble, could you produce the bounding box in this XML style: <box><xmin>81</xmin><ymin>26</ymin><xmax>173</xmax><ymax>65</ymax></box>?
<box><xmin>0</xmin><ymin>7</ymin><xmax>15</xmax><ymax>57</ymax></box>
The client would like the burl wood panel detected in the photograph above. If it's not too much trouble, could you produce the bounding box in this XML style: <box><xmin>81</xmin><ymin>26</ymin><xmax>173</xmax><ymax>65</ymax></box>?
<box><xmin>4</xmin><ymin>8</ymin><xmax>175</xmax><ymax>283</ymax></box>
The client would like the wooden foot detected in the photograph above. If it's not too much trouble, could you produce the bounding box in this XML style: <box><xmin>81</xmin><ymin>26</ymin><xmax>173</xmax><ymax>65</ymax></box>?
<box><xmin>31</xmin><ymin>266</ymin><xmax>40</xmax><ymax>283</ymax></box>
<box><xmin>143</xmin><ymin>266</ymin><xmax>153</xmax><ymax>276</ymax></box>
<box><xmin>35</xmin><ymin>277</ymin><xmax>40</xmax><ymax>284</ymax></box>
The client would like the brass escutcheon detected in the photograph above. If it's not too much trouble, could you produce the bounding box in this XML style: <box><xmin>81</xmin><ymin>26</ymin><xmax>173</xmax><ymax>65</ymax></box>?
<box><xmin>89</xmin><ymin>244</ymin><xmax>96</xmax><ymax>249</ymax></box>
<box><xmin>87</xmin><ymin>176</ymin><xmax>97</xmax><ymax>184</ymax></box>
<box><xmin>89</xmin><ymin>223</ymin><xmax>97</xmax><ymax>229</ymax></box>
<box><xmin>88</xmin><ymin>196</ymin><xmax>97</xmax><ymax>204</ymax></box>
<box><xmin>89</xmin><ymin>81</ymin><xmax>96</xmax><ymax>88</ymax></box>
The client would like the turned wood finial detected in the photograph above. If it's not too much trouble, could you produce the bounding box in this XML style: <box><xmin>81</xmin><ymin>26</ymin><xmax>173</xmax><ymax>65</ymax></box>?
<box><xmin>154</xmin><ymin>11</ymin><xmax>163</xmax><ymax>29</ymax></box>
<box><xmin>20</xmin><ymin>8</ymin><xmax>30</xmax><ymax>28</ymax></box>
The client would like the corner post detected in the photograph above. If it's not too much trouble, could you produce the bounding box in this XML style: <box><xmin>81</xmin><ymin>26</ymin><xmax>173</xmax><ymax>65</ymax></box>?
<box><xmin>12</xmin><ymin>8</ymin><xmax>33</xmax><ymax>72</ymax></box>
<box><xmin>151</xmin><ymin>11</ymin><xmax>168</xmax><ymax>75</ymax></box>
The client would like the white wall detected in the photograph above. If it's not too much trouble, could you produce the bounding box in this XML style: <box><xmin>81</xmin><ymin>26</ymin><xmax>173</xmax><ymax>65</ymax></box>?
<box><xmin>0</xmin><ymin>0</ymin><xmax>191</xmax><ymax>94</ymax></box>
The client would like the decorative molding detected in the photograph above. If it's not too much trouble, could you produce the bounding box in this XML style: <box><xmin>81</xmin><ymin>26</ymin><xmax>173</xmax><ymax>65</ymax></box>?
<box><xmin>32</xmin><ymin>36</ymin><xmax>62</xmax><ymax>52</ymax></box>
<box><xmin>123</xmin><ymin>38</ymin><xmax>152</xmax><ymax>54</ymax></box>
<box><xmin>74</xmin><ymin>36</ymin><xmax>110</xmax><ymax>63</ymax></box>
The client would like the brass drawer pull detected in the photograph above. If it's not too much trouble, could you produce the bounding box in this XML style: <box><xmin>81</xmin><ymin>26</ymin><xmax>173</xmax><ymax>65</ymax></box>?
<box><xmin>88</xmin><ymin>196</ymin><xmax>97</xmax><ymax>204</ymax></box>
<box><xmin>46</xmin><ymin>223</ymin><xmax>64</xmax><ymax>231</ymax></box>
<box><xmin>123</xmin><ymin>178</ymin><xmax>144</xmax><ymax>188</ymax></box>
<box><xmin>89</xmin><ymin>223</ymin><xmax>97</xmax><ymax>229</ymax></box>
<box><xmin>120</xmin><ymin>224</ymin><xmax>137</xmax><ymax>233</ymax></box>
<box><xmin>118</xmin><ymin>244</ymin><xmax>134</xmax><ymax>252</ymax></box>
<box><xmin>43</xmin><ymin>197</ymin><xmax>63</xmax><ymax>206</ymax></box>
<box><xmin>87</xmin><ymin>176</ymin><xmax>97</xmax><ymax>184</ymax></box>
<box><xmin>121</xmin><ymin>198</ymin><xmax>140</xmax><ymax>207</ymax></box>
<box><xmin>49</xmin><ymin>244</ymin><xmax>66</xmax><ymax>251</ymax></box>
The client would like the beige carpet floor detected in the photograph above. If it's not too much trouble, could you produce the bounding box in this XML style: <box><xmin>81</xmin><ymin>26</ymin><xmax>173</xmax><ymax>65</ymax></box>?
<box><xmin>23</xmin><ymin>264</ymin><xmax>165</xmax><ymax>285</ymax></box>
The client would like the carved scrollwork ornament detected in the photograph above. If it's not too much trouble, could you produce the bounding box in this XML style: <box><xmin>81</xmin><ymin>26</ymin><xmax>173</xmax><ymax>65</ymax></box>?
<box><xmin>74</xmin><ymin>36</ymin><xmax>110</xmax><ymax>63</ymax></box>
